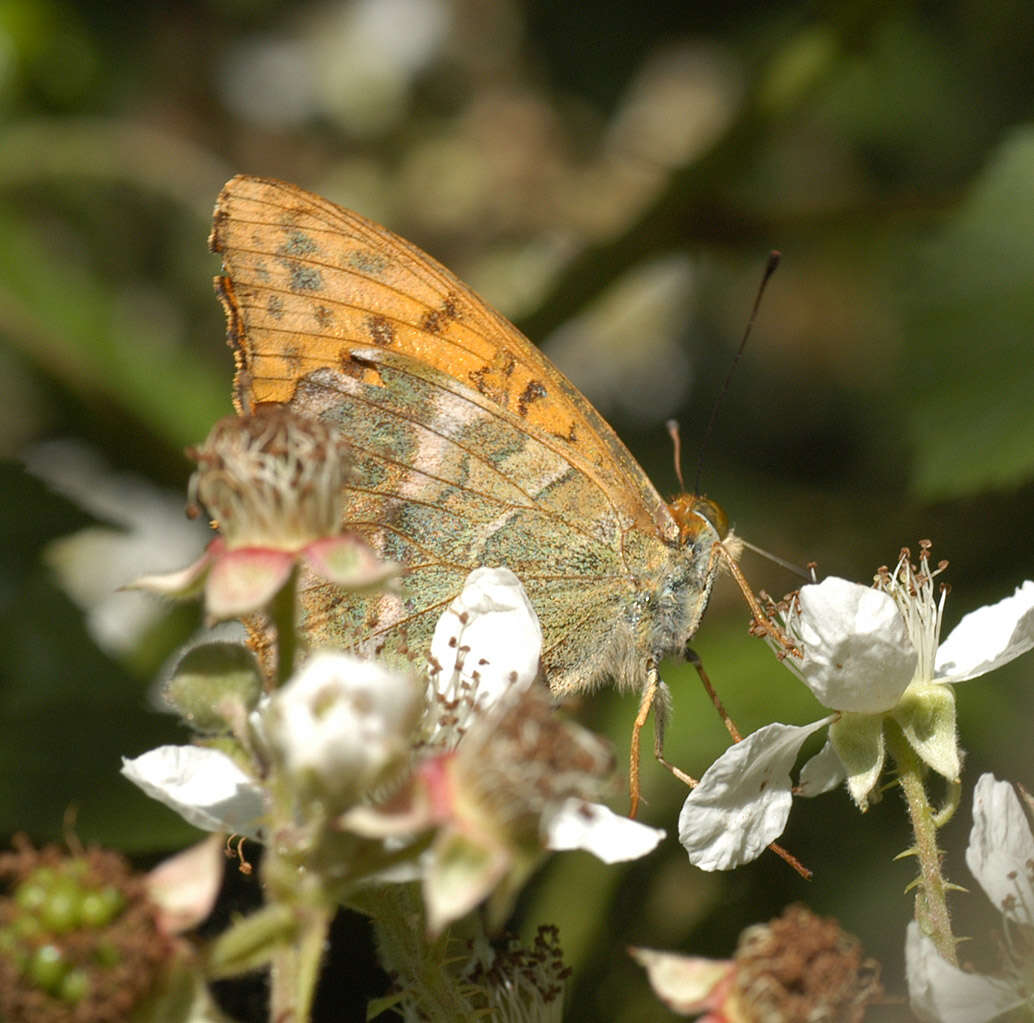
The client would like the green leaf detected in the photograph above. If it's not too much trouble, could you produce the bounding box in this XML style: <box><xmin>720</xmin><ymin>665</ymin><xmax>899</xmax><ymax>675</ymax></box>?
<box><xmin>901</xmin><ymin>126</ymin><xmax>1034</xmax><ymax>499</ymax></box>
<box><xmin>206</xmin><ymin>902</ymin><xmax>299</xmax><ymax>979</ymax></box>
<box><xmin>0</xmin><ymin>206</ymin><xmax>229</xmax><ymax>450</ymax></box>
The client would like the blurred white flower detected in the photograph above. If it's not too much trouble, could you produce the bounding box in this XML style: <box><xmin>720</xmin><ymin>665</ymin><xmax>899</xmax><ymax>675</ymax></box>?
<box><xmin>426</xmin><ymin>565</ymin><xmax>542</xmax><ymax>744</ymax></box>
<box><xmin>263</xmin><ymin>652</ymin><xmax>421</xmax><ymax>805</ymax></box>
<box><xmin>24</xmin><ymin>439</ymin><xmax>208</xmax><ymax>655</ymax></box>
<box><xmin>350</xmin><ymin>566</ymin><xmax>663</xmax><ymax>933</ymax></box>
<box><xmin>907</xmin><ymin>773</ymin><xmax>1034</xmax><ymax>1022</ymax></box>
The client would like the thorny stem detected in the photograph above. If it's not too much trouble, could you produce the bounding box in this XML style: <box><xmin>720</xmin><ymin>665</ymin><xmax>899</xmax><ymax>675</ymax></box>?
<box><xmin>885</xmin><ymin>721</ymin><xmax>958</xmax><ymax>965</ymax></box>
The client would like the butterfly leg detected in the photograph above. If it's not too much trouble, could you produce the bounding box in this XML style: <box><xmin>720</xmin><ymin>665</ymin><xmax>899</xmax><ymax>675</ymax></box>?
<box><xmin>651</xmin><ymin>677</ymin><xmax>699</xmax><ymax>789</ymax></box>
<box><xmin>628</xmin><ymin>663</ymin><xmax>660</xmax><ymax>819</ymax></box>
<box><xmin>630</xmin><ymin>664</ymin><xmax>694</xmax><ymax>816</ymax></box>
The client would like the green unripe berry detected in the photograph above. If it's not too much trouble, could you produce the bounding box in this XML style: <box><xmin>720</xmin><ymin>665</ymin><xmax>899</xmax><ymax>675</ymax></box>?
<box><xmin>41</xmin><ymin>877</ymin><xmax>84</xmax><ymax>933</ymax></box>
<box><xmin>13</xmin><ymin>913</ymin><xmax>44</xmax><ymax>941</ymax></box>
<box><xmin>27</xmin><ymin>943</ymin><xmax>67</xmax><ymax>992</ymax></box>
<box><xmin>80</xmin><ymin>885</ymin><xmax>125</xmax><ymax>927</ymax></box>
<box><xmin>14</xmin><ymin>879</ymin><xmax>48</xmax><ymax>913</ymax></box>
<box><xmin>93</xmin><ymin>939</ymin><xmax>121</xmax><ymax>967</ymax></box>
<box><xmin>58</xmin><ymin>967</ymin><xmax>90</xmax><ymax>1002</ymax></box>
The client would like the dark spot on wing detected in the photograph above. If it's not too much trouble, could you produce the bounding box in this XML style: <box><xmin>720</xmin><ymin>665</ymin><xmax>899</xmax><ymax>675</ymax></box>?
<box><xmin>348</xmin><ymin>249</ymin><xmax>390</xmax><ymax>276</ymax></box>
<box><xmin>282</xmin><ymin>262</ymin><xmax>324</xmax><ymax>292</ymax></box>
<box><xmin>469</xmin><ymin>348</ymin><xmax>516</xmax><ymax>402</ymax></box>
<box><xmin>281</xmin><ymin>342</ymin><xmax>303</xmax><ymax>374</ymax></box>
<box><xmin>421</xmin><ymin>309</ymin><xmax>444</xmax><ymax>334</ymax></box>
<box><xmin>366</xmin><ymin>314</ymin><xmax>396</xmax><ymax>346</ymax></box>
<box><xmin>278</xmin><ymin>230</ymin><xmax>319</xmax><ymax>257</ymax></box>
<box><xmin>267</xmin><ymin>294</ymin><xmax>284</xmax><ymax>320</ymax></box>
<box><xmin>314</xmin><ymin>305</ymin><xmax>334</xmax><ymax>328</ymax></box>
<box><xmin>339</xmin><ymin>350</ymin><xmax>380</xmax><ymax>379</ymax></box>
<box><xmin>420</xmin><ymin>292</ymin><xmax>462</xmax><ymax>335</ymax></box>
<box><xmin>517</xmin><ymin>380</ymin><xmax>547</xmax><ymax>417</ymax></box>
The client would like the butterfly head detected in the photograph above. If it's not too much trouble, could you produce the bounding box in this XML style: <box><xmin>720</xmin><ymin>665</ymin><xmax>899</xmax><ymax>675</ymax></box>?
<box><xmin>667</xmin><ymin>494</ymin><xmax>729</xmax><ymax>546</ymax></box>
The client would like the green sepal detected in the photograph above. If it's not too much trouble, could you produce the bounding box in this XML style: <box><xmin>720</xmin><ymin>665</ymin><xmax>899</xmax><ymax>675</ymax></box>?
<box><xmin>829</xmin><ymin>712</ymin><xmax>885</xmax><ymax>811</ymax></box>
<box><xmin>892</xmin><ymin>681</ymin><xmax>960</xmax><ymax>782</ymax></box>
<box><xmin>163</xmin><ymin>642</ymin><xmax>263</xmax><ymax>734</ymax></box>
<box><xmin>205</xmin><ymin>902</ymin><xmax>298</xmax><ymax>979</ymax></box>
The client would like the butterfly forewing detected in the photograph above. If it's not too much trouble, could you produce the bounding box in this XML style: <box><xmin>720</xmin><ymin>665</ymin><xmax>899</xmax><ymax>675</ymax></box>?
<box><xmin>211</xmin><ymin>174</ymin><xmax>704</xmax><ymax>695</ymax></box>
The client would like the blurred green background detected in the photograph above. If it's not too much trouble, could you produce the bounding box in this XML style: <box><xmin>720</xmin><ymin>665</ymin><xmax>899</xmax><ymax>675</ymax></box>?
<box><xmin>2</xmin><ymin>0</ymin><xmax>1034</xmax><ymax>1018</ymax></box>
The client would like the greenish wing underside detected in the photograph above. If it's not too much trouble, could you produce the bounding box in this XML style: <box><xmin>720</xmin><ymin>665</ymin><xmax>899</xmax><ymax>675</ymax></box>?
<box><xmin>289</xmin><ymin>351</ymin><xmax>656</xmax><ymax>687</ymax></box>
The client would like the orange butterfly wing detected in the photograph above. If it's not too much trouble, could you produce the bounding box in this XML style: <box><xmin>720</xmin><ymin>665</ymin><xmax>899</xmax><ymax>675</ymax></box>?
<box><xmin>211</xmin><ymin>176</ymin><xmax>674</xmax><ymax>537</ymax></box>
<box><xmin>210</xmin><ymin>175</ymin><xmax>700</xmax><ymax>694</ymax></box>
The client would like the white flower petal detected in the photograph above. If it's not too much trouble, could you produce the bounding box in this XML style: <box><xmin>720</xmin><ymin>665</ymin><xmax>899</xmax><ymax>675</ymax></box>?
<box><xmin>678</xmin><ymin>719</ymin><xmax>831</xmax><ymax>870</ymax></box>
<box><xmin>798</xmin><ymin>738</ymin><xmax>845</xmax><ymax>797</ymax></box>
<box><xmin>905</xmin><ymin>922</ymin><xmax>1022</xmax><ymax>1023</ymax></box>
<box><xmin>423</xmin><ymin>833</ymin><xmax>510</xmax><ymax>936</ymax></box>
<box><xmin>794</xmin><ymin>578</ymin><xmax>917</xmax><ymax>712</ymax></box>
<box><xmin>629</xmin><ymin>947</ymin><xmax>731</xmax><ymax>1015</ymax></box>
<box><xmin>965</xmin><ymin>773</ymin><xmax>1034</xmax><ymax>926</ymax></box>
<box><xmin>545</xmin><ymin>799</ymin><xmax>664</xmax><ymax>863</ymax></box>
<box><xmin>935</xmin><ymin>580</ymin><xmax>1034</xmax><ymax>683</ymax></box>
<box><xmin>430</xmin><ymin>567</ymin><xmax>542</xmax><ymax>707</ymax></box>
<box><xmin>121</xmin><ymin>745</ymin><xmax>266</xmax><ymax>838</ymax></box>
<box><xmin>144</xmin><ymin>836</ymin><xmax>225</xmax><ymax>935</ymax></box>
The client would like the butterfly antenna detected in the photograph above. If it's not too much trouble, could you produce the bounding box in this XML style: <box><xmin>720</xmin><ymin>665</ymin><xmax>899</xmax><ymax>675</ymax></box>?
<box><xmin>693</xmin><ymin>250</ymin><xmax>781</xmax><ymax>496</ymax></box>
<box><xmin>737</xmin><ymin>537</ymin><xmax>813</xmax><ymax>581</ymax></box>
<box><xmin>665</xmin><ymin>419</ymin><xmax>686</xmax><ymax>492</ymax></box>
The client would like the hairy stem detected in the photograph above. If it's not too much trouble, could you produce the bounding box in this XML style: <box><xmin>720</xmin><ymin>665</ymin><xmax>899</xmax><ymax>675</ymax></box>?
<box><xmin>885</xmin><ymin>721</ymin><xmax>957</xmax><ymax>965</ymax></box>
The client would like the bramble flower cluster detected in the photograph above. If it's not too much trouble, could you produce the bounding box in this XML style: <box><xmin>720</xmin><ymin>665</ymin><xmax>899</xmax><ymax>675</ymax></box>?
<box><xmin>120</xmin><ymin>409</ymin><xmax>662</xmax><ymax>1019</ymax></box>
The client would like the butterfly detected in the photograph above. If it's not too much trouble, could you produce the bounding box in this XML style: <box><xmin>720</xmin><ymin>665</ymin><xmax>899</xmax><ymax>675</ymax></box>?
<box><xmin>210</xmin><ymin>174</ymin><xmax>744</xmax><ymax>813</ymax></box>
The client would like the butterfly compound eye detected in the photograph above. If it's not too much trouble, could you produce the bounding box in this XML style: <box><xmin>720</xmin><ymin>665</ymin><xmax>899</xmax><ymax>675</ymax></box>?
<box><xmin>668</xmin><ymin>494</ymin><xmax>730</xmax><ymax>544</ymax></box>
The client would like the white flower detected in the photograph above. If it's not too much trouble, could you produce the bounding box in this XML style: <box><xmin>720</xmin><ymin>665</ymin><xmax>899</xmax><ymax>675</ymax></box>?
<box><xmin>678</xmin><ymin>546</ymin><xmax>1034</xmax><ymax>870</ymax></box>
<box><xmin>262</xmin><ymin>651</ymin><xmax>422</xmax><ymax>804</ymax></box>
<box><xmin>906</xmin><ymin>773</ymin><xmax>1034</xmax><ymax>1022</ymax></box>
<box><xmin>125</xmin><ymin>566</ymin><xmax>663</xmax><ymax>933</ymax></box>
<box><xmin>545</xmin><ymin>798</ymin><xmax>664</xmax><ymax>864</ymax></box>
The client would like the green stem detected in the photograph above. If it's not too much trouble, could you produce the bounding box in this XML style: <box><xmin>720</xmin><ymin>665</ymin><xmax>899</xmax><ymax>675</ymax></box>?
<box><xmin>269</xmin><ymin>904</ymin><xmax>331</xmax><ymax>1023</ymax></box>
<box><xmin>262</xmin><ymin>847</ymin><xmax>332</xmax><ymax>1022</ymax></box>
<box><xmin>270</xmin><ymin>564</ymin><xmax>299</xmax><ymax>687</ymax></box>
<box><xmin>350</xmin><ymin>883</ymin><xmax>481</xmax><ymax>1023</ymax></box>
<box><xmin>885</xmin><ymin>721</ymin><xmax>957</xmax><ymax>965</ymax></box>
